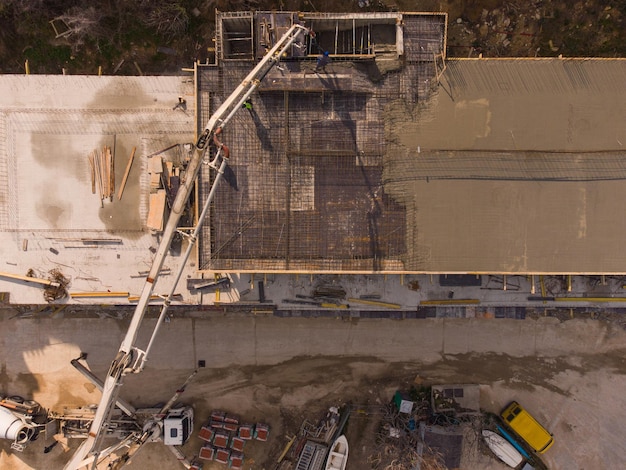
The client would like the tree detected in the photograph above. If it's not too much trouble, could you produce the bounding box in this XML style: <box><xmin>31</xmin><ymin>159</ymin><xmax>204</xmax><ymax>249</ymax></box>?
<box><xmin>145</xmin><ymin>3</ymin><xmax>189</xmax><ymax>40</ymax></box>
<box><xmin>52</xmin><ymin>6</ymin><xmax>106</xmax><ymax>52</ymax></box>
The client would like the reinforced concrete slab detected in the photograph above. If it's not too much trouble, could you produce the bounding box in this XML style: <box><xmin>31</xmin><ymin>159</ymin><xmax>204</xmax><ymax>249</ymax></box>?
<box><xmin>0</xmin><ymin>75</ymin><xmax>198</xmax><ymax>304</ymax></box>
<box><xmin>385</xmin><ymin>58</ymin><xmax>626</xmax><ymax>274</ymax></box>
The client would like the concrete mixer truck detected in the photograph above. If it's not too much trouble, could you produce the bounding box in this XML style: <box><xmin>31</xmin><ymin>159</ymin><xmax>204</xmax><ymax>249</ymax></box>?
<box><xmin>0</xmin><ymin>395</ymin><xmax>45</xmax><ymax>451</ymax></box>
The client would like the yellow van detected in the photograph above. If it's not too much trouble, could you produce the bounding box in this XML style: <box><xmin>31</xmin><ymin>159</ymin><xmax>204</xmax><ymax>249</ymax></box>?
<box><xmin>501</xmin><ymin>401</ymin><xmax>554</xmax><ymax>453</ymax></box>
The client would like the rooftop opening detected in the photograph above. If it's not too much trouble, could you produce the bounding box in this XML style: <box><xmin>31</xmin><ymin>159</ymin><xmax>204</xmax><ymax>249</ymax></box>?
<box><xmin>221</xmin><ymin>13</ymin><xmax>254</xmax><ymax>60</ymax></box>
<box><xmin>306</xmin><ymin>16</ymin><xmax>400</xmax><ymax>56</ymax></box>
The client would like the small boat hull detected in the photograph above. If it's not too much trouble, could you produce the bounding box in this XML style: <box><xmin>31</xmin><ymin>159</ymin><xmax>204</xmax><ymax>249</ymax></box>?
<box><xmin>482</xmin><ymin>429</ymin><xmax>523</xmax><ymax>468</ymax></box>
<box><xmin>325</xmin><ymin>434</ymin><xmax>349</xmax><ymax>470</ymax></box>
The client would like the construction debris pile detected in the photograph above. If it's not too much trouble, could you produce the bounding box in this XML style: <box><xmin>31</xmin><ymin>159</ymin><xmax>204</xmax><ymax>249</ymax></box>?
<box><xmin>146</xmin><ymin>145</ymin><xmax>190</xmax><ymax>233</ymax></box>
<box><xmin>371</xmin><ymin>417</ymin><xmax>447</xmax><ymax>470</ymax></box>
<box><xmin>367</xmin><ymin>386</ymin><xmax>485</xmax><ymax>470</ymax></box>
<box><xmin>43</xmin><ymin>268</ymin><xmax>70</xmax><ymax>302</ymax></box>
<box><xmin>195</xmin><ymin>410</ymin><xmax>269</xmax><ymax>470</ymax></box>
<box><xmin>85</xmin><ymin>141</ymin><xmax>191</xmax><ymax>234</ymax></box>
<box><xmin>276</xmin><ymin>406</ymin><xmax>348</xmax><ymax>470</ymax></box>
<box><xmin>283</xmin><ymin>281</ymin><xmax>402</xmax><ymax>310</ymax></box>
<box><xmin>0</xmin><ymin>268</ymin><xmax>69</xmax><ymax>303</ymax></box>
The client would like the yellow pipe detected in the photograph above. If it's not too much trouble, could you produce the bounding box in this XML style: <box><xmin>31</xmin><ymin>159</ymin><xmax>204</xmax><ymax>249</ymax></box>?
<box><xmin>253</xmin><ymin>309</ymin><xmax>273</xmax><ymax>315</ymax></box>
<box><xmin>0</xmin><ymin>271</ymin><xmax>59</xmax><ymax>287</ymax></box>
<box><xmin>277</xmin><ymin>435</ymin><xmax>296</xmax><ymax>463</ymax></box>
<box><xmin>348</xmin><ymin>298</ymin><xmax>401</xmax><ymax>309</ymax></box>
<box><xmin>128</xmin><ymin>295</ymin><xmax>166</xmax><ymax>302</ymax></box>
<box><xmin>321</xmin><ymin>302</ymin><xmax>347</xmax><ymax>309</ymax></box>
<box><xmin>51</xmin><ymin>305</ymin><xmax>67</xmax><ymax>318</ymax></box>
<box><xmin>70</xmin><ymin>291</ymin><xmax>129</xmax><ymax>298</ymax></box>
<box><xmin>420</xmin><ymin>299</ymin><xmax>480</xmax><ymax>305</ymax></box>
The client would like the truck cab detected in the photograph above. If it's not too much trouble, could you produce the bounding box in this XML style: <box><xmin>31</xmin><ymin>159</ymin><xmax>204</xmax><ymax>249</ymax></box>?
<box><xmin>163</xmin><ymin>407</ymin><xmax>194</xmax><ymax>446</ymax></box>
<box><xmin>0</xmin><ymin>396</ymin><xmax>44</xmax><ymax>451</ymax></box>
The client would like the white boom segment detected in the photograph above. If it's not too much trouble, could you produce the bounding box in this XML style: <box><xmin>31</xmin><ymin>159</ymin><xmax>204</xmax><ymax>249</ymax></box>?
<box><xmin>64</xmin><ymin>23</ymin><xmax>309</xmax><ymax>470</ymax></box>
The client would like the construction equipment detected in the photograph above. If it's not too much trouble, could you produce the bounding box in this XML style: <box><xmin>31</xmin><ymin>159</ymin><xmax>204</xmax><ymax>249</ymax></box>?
<box><xmin>0</xmin><ymin>396</ymin><xmax>45</xmax><ymax>451</ymax></box>
<box><xmin>0</xmin><ymin>21</ymin><xmax>311</xmax><ymax>470</ymax></box>
<box><xmin>0</xmin><ymin>356</ymin><xmax>197</xmax><ymax>469</ymax></box>
<box><xmin>61</xmin><ymin>22</ymin><xmax>311</xmax><ymax>470</ymax></box>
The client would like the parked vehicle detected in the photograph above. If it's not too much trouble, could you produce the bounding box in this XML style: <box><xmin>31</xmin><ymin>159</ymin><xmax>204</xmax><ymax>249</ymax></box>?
<box><xmin>0</xmin><ymin>396</ymin><xmax>42</xmax><ymax>451</ymax></box>
<box><xmin>501</xmin><ymin>401</ymin><xmax>554</xmax><ymax>453</ymax></box>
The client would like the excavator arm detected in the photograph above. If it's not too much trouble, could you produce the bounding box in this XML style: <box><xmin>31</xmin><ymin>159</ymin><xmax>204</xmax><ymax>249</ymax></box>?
<box><xmin>64</xmin><ymin>22</ymin><xmax>310</xmax><ymax>470</ymax></box>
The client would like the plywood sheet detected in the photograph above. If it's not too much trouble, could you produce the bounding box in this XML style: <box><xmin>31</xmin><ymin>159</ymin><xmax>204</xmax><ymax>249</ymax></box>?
<box><xmin>146</xmin><ymin>189</ymin><xmax>166</xmax><ymax>231</ymax></box>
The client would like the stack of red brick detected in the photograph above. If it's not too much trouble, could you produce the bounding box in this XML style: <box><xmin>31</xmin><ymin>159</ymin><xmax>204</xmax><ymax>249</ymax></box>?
<box><xmin>197</xmin><ymin>410</ymin><xmax>270</xmax><ymax>469</ymax></box>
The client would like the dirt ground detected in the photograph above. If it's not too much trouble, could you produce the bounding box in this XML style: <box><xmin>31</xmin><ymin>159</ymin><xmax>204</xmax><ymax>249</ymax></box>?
<box><xmin>1</xmin><ymin>314</ymin><xmax>626</xmax><ymax>469</ymax></box>
<box><xmin>1</xmin><ymin>1</ymin><xmax>624</xmax><ymax>76</ymax></box>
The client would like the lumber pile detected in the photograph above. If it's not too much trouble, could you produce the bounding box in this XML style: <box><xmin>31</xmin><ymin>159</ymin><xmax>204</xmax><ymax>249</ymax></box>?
<box><xmin>146</xmin><ymin>154</ymin><xmax>181</xmax><ymax>232</ymax></box>
<box><xmin>88</xmin><ymin>146</ymin><xmax>115</xmax><ymax>206</ymax></box>
<box><xmin>88</xmin><ymin>146</ymin><xmax>140</xmax><ymax>205</ymax></box>
<box><xmin>147</xmin><ymin>155</ymin><xmax>166</xmax><ymax>232</ymax></box>
<box><xmin>146</xmin><ymin>190</ymin><xmax>167</xmax><ymax>231</ymax></box>
<box><xmin>149</xmin><ymin>155</ymin><xmax>163</xmax><ymax>191</ymax></box>
<box><xmin>85</xmin><ymin>143</ymin><xmax>181</xmax><ymax>231</ymax></box>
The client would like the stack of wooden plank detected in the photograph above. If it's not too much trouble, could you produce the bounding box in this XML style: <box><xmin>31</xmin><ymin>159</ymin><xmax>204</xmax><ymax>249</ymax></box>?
<box><xmin>150</xmin><ymin>156</ymin><xmax>181</xmax><ymax>206</ymax></box>
<box><xmin>147</xmin><ymin>191</ymin><xmax>167</xmax><ymax>232</ymax></box>
<box><xmin>147</xmin><ymin>156</ymin><xmax>166</xmax><ymax>231</ymax></box>
<box><xmin>88</xmin><ymin>146</ymin><xmax>115</xmax><ymax>206</ymax></box>
<box><xmin>149</xmin><ymin>155</ymin><xmax>163</xmax><ymax>191</ymax></box>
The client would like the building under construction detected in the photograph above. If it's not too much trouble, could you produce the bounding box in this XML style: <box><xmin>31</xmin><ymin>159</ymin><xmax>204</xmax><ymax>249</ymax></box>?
<box><xmin>196</xmin><ymin>10</ymin><xmax>626</xmax><ymax>275</ymax></box>
<box><xmin>196</xmin><ymin>11</ymin><xmax>447</xmax><ymax>273</ymax></box>
<box><xmin>2</xmin><ymin>9</ymin><xmax>626</xmax><ymax>307</ymax></box>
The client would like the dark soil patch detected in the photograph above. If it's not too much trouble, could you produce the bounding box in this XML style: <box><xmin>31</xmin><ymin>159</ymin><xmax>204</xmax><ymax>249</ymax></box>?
<box><xmin>0</xmin><ymin>1</ymin><xmax>623</xmax><ymax>76</ymax></box>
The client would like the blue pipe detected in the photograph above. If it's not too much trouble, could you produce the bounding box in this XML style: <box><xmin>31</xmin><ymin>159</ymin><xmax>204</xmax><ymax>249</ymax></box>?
<box><xmin>496</xmin><ymin>424</ymin><xmax>531</xmax><ymax>459</ymax></box>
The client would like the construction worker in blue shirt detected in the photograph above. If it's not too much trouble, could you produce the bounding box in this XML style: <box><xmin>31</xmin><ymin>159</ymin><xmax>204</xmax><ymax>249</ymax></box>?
<box><xmin>316</xmin><ymin>51</ymin><xmax>330</xmax><ymax>72</ymax></box>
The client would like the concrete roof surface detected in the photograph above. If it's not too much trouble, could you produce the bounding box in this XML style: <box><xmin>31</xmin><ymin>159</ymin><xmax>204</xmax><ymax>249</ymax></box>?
<box><xmin>3</xmin><ymin>57</ymin><xmax>626</xmax><ymax>309</ymax></box>
<box><xmin>385</xmin><ymin>58</ymin><xmax>626</xmax><ymax>273</ymax></box>
<box><xmin>0</xmin><ymin>75</ymin><xmax>199</xmax><ymax>304</ymax></box>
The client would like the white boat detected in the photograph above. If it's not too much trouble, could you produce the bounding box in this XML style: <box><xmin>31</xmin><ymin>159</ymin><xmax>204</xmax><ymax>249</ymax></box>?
<box><xmin>325</xmin><ymin>435</ymin><xmax>349</xmax><ymax>470</ymax></box>
<box><xmin>482</xmin><ymin>429</ymin><xmax>523</xmax><ymax>468</ymax></box>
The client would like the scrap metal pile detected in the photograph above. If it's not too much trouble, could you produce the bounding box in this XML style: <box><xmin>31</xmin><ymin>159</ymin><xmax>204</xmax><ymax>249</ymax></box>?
<box><xmin>276</xmin><ymin>406</ymin><xmax>347</xmax><ymax>470</ymax></box>
<box><xmin>367</xmin><ymin>387</ymin><xmax>480</xmax><ymax>470</ymax></box>
<box><xmin>368</xmin><ymin>405</ymin><xmax>445</xmax><ymax>469</ymax></box>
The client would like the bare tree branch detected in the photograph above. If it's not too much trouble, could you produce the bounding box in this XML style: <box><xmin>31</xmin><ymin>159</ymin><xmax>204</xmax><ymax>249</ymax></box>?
<box><xmin>54</xmin><ymin>6</ymin><xmax>106</xmax><ymax>51</ymax></box>
<box><xmin>145</xmin><ymin>3</ymin><xmax>189</xmax><ymax>40</ymax></box>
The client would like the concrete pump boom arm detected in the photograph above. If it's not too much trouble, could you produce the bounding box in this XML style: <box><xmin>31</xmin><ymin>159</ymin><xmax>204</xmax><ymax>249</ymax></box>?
<box><xmin>63</xmin><ymin>23</ymin><xmax>309</xmax><ymax>470</ymax></box>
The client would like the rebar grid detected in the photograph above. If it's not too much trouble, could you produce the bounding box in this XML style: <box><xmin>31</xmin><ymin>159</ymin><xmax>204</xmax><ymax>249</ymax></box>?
<box><xmin>198</xmin><ymin>13</ymin><xmax>446</xmax><ymax>273</ymax></box>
